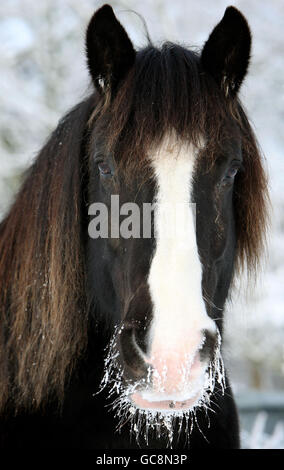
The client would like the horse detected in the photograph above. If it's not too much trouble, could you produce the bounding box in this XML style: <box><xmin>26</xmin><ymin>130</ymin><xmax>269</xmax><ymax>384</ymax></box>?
<box><xmin>0</xmin><ymin>5</ymin><xmax>268</xmax><ymax>449</ymax></box>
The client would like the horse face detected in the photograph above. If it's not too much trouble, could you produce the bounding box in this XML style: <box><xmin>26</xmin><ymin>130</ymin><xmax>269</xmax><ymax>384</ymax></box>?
<box><xmin>86</xmin><ymin>4</ymin><xmax>251</xmax><ymax>414</ymax></box>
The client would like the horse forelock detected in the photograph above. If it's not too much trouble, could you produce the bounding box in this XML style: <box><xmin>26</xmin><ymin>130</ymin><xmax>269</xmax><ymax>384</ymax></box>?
<box><xmin>91</xmin><ymin>42</ymin><xmax>269</xmax><ymax>276</ymax></box>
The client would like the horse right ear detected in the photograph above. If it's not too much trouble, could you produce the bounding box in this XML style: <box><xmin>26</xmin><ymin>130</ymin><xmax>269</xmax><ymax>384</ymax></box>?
<box><xmin>86</xmin><ymin>4</ymin><xmax>136</xmax><ymax>94</ymax></box>
<box><xmin>201</xmin><ymin>6</ymin><xmax>251</xmax><ymax>97</ymax></box>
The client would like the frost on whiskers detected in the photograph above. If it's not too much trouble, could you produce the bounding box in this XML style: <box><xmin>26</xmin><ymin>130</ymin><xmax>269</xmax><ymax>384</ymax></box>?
<box><xmin>97</xmin><ymin>325</ymin><xmax>226</xmax><ymax>448</ymax></box>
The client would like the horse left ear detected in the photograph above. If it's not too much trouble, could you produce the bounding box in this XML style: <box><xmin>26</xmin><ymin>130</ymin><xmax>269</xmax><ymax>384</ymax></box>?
<box><xmin>201</xmin><ymin>6</ymin><xmax>251</xmax><ymax>96</ymax></box>
<box><xmin>86</xmin><ymin>4</ymin><xmax>136</xmax><ymax>94</ymax></box>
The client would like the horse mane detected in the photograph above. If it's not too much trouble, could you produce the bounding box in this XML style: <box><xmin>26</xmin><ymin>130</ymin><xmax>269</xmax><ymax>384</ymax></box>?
<box><xmin>0</xmin><ymin>96</ymin><xmax>95</xmax><ymax>413</ymax></box>
<box><xmin>0</xmin><ymin>42</ymin><xmax>268</xmax><ymax>413</ymax></box>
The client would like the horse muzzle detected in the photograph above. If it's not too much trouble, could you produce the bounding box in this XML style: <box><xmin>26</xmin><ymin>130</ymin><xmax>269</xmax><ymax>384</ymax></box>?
<box><xmin>119</xmin><ymin>323</ymin><xmax>218</xmax><ymax>412</ymax></box>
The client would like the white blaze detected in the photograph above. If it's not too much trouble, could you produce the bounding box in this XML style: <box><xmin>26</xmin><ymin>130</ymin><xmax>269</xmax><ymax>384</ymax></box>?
<box><xmin>147</xmin><ymin>137</ymin><xmax>216</xmax><ymax>393</ymax></box>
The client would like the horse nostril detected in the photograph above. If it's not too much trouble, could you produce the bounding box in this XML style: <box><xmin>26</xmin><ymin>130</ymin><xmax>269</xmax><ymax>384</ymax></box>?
<box><xmin>199</xmin><ymin>329</ymin><xmax>218</xmax><ymax>363</ymax></box>
<box><xmin>133</xmin><ymin>326</ymin><xmax>149</xmax><ymax>355</ymax></box>
<box><xmin>119</xmin><ymin>326</ymin><xmax>148</xmax><ymax>381</ymax></box>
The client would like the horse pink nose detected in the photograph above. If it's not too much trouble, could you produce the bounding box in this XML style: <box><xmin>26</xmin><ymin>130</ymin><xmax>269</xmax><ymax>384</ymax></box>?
<box><xmin>145</xmin><ymin>329</ymin><xmax>217</xmax><ymax>396</ymax></box>
<box><xmin>148</xmin><ymin>351</ymin><xmax>202</xmax><ymax>396</ymax></box>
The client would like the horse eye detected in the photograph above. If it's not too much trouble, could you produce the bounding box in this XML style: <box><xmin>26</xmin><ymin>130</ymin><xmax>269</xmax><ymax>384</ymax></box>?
<box><xmin>227</xmin><ymin>167</ymin><xmax>239</xmax><ymax>179</ymax></box>
<box><xmin>98</xmin><ymin>162</ymin><xmax>112</xmax><ymax>176</ymax></box>
<box><xmin>222</xmin><ymin>164</ymin><xmax>241</xmax><ymax>185</ymax></box>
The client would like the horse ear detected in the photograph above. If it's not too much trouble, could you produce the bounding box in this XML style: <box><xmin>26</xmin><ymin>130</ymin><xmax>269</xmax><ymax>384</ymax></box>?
<box><xmin>86</xmin><ymin>4</ymin><xmax>136</xmax><ymax>94</ymax></box>
<box><xmin>201</xmin><ymin>6</ymin><xmax>251</xmax><ymax>96</ymax></box>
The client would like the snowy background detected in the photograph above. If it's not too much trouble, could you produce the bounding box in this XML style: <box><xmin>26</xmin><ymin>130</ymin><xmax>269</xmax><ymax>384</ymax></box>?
<box><xmin>0</xmin><ymin>0</ymin><xmax>283</xmax><ymax>448</ymax></box>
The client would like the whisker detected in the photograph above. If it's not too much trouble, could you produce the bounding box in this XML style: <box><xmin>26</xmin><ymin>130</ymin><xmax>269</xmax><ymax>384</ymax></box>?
<box><xmin>202</xmin><ymin>289</ymin><xmax>223</xmax><ymax>312</ymax></box>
